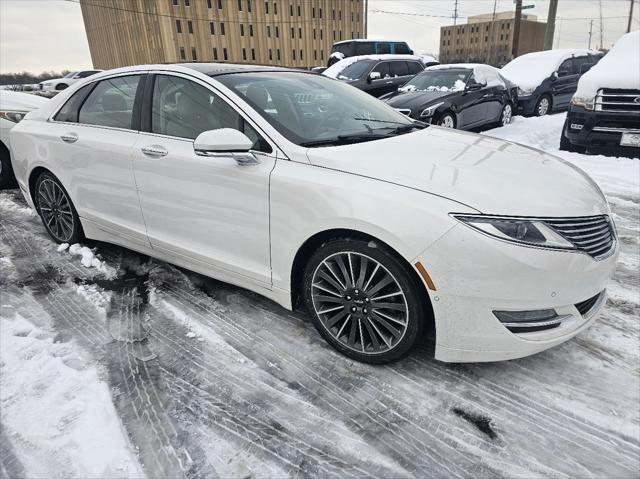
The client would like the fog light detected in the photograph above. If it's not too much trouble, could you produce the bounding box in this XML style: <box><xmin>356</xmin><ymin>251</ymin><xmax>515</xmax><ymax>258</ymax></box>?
<box><xmin>493</xmin><ymin>309</ymin><xmax>569</xmax><ymax>333</ymax></box>
<box><xmin>570</xmin><ymin>123</ymin><xmax>584</xmax><ymax>130</ymax></box>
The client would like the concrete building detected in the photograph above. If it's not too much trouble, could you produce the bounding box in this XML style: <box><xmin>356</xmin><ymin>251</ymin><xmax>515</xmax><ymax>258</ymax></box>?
<box><xmin>439</xmin><ymin>11</ymin><xmax>546</xmax><ymax>67</ymax></box>
<box><xmin>79</xmin><ymin>0</ymin><xmax>364</xmax><ymax>70</ymax></box>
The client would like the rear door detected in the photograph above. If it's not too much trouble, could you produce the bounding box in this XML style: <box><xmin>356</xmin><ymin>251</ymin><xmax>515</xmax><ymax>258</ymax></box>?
<box><xmin>389</xmin><ymin>61</ymin><xmax>413</xmax><ymax>90</ymax></box>
<box><xmin>47</xmin><ymin>74</ymin><xmax>149</xmax><ymax>248</ymax></box>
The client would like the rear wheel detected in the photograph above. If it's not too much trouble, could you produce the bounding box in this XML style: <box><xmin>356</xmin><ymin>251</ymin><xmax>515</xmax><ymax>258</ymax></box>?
<box><xmin>500</xmin><ymin>103</ymin><xmax>513</xmax><ymax>126</ymax></box>
<box><xmin>438</xmin><ymin>112</ymin><xmax>456</xmax><ymax>129</ymax></box>
<box><xmin>535</xmin><ymin>95</ymin><xmax>551</xmax><ymax>116</ymax></box>
<box><xmin>34</xmin><ymin>172</ymin><xmax>83</xmax><ymax>244</ymax></box>
<box><xmin>303</xmin><ymin>238</ymin><xmax>425</xmax><ymax>364</ymax></box>
<box><xmin>0</xmin><ymin>144</ymin><xmax>17</xmax><ymax>189</ymax></box>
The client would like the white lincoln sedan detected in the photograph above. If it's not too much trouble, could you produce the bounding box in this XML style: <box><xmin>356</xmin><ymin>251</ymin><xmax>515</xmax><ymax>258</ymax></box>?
<box><xmin>10</xmin><ymin>64</ymin><xmax>618</xmax><ymax>363</ymax></box>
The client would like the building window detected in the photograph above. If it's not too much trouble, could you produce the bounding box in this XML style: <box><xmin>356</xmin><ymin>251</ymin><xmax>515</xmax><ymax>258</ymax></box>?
<box><xmin>292</xmin><ymin>49</ymin><xmax>296</xmax><ymax>60</ymax></box>
<box><xmin>313</xmin><ymin>28</ymin><xmax>316</xmax><ymax>39</ymax></box>
<box><xmin>267</xmin><ymin>25</ymin><xmax>271</xmax><ymax>37</ymax></box>
<box><xmin>297</xmin><ymin>5</ymin><xmax>301</xmax><ymax>16</ymax></box>
<box><xmin>238</xmin><ymin>0</ymin><xmax>242</xmax><ymax>10</ymax></box>
<box><xmin>333</xmin><ymin>30</ymin><xmax>336</xmax><ymax>40</ymax></box>
<box><xmin>275</xmin><ymin>26</ymin><xmax>279</xmax><ymax>37</ymax></box>
<box><xmin>213</xmin><ymin>47</ymin><xmax>218</xmax><ymax>60</ymax></box>
<box><xmin>185</xmin><ymin>0</ymin><xmax>190</xmax><ymax>5</ymax></box>
<box><xmin>192</xmin><ymin>47</ymin><xmax>197</xmax><ymax>60</ymax></box>
<box><xmin>248</xmin><ymin>0</ymin><xmax>251</xmax><ymax>12</ymax></box>
<box><xmin>298</xmin><ymin>27</ymin><xmax>302</xmax><ymax>38</ymax></box>
<box><xmin>188</xmin><ymin>20</ymin><xmax>193</xmax><ymax>34</ymax></box>
<box><xmin>207</xmin><ymin>0</ymin><xmax>212</xmax><ymax>7</ymax></box>
<box><xmin>321</xmin><ymin>50</ymin><xmax>324</xmax><ymax>60</ymax></box>
<box><xmin>320</xmin><ymin>29</ymin><xmax>323</xmax><ymax>40</ymax></box>
<box><xmin>314</xmin><ymin>50</ymin><xmax>317</xmax><ymax>60</ymax></box>
<box><xmin>339</xmin><ymin>30</ymin><xmax>342</xmax><ymax>40</ymax></box>
<box><xmin>290</xmin><ymin>4</ymin><xmax>293</xmax><ymax>16</ymax></box>
<box><xmin>269</xmin><ymin>49</ymin><xmax>272</xmax><ymax>60</ymax></box>
<box><xmin>277</xmin><ymin>49</ymin><xmax>281</xmax><ymax>60</ymax></box>
<box><xmin>218</xmin><ymin>0</ymin><xmax>222</xmax><ymax>8</ymax></box>
<box><xmin>220</xmin><ymin>22</ymin><xmax>225</xmax><ymax>34</ymax></box>
<box><xmin>240</xmin><ymin>24</ymin><xmax>244</xmax><ymax>36</ymax></box>
<box><xmin>242</xmin><ymin>48</ymin><xmax>247</xmax><ymax>60</ymax></box>
<box><xmin>265</xmin><ymin>1</ymin><xmax>268</xmax><ymax>13</ymax></box>
<box><xmin>176</xmin><ymin>19</ymin><xmax>182</xmax><ymax>33</ymax></box>
<box><xmin>299</xmin><ymin>49</ymin><xmax>303</xmax><ymax>60</ymax></box>
<box><xmin>180</xmin><ymin>47</ymin><xmax>186</xmax><ymax>60</ymax></box>
<box><xmin>274</xmin><ymin>2</ymin><xmax>277</xmax><ymax>14</ymax></box>
<box><xmin>351</xmin><ymin>31</ymin><xmax>354</xmax><ymax>39</ymax></box>
<box><xmin>210</xmin><ymin>22</ymin><xmax>215</xmax><ymax>34</ymax></box>
<box><xmin>312</xmin><ymin>7</ymin><xmax>315</xmax><ymax>18</ymax></box>
<box><xmin>172</xmin><ymin>0</ymin><xmax>178</xmax><ymax>5</ymax></box>
<box><xmin>251</xmin><ymin>48</ymin><xmax>256</xmax><ymax>60</ymax></box>
<box><xmin>332</xmin><ymin>9</ymin><xmax>335</xmax><ymax>20</ymax></box>
<box><xmin>249</xmin><ymin>24</ymin><xmax>253</xmax><ymax>36</ymax></box>
<box><xmin>339</xmin><ymin>10</ymin><xmax>341</xmax><ymax>20</ymax></box>
<box><xmin>291</xmin><ymin>27</ymin><xmax>294</xmax><ymax>38</ymax></box>
<box><xmin>319</xmin><ymin>7</ymin><xmax>322</xmax><ymax>18</ymax></box>
<box><xmin>223</xmin><ymin>48</ymin><xmax>228</xmax><ymax>60</ymax></box>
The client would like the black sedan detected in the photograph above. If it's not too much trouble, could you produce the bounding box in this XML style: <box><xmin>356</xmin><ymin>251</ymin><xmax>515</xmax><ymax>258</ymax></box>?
<box><xmin>380</xmin><ymin>65</ymin><xmax>517</xmax><ymax>130</ymax></box>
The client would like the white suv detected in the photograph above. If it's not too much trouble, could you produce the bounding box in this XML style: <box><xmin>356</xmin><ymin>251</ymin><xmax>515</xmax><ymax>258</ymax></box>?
<box><xmin>10</xmin><ymin>63</ymin><xmax>618</xmax><ymax>363</ymax></box>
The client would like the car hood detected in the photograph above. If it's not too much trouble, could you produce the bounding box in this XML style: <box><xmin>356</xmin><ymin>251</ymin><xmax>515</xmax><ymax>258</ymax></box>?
<box><xmin>384</xmin><ymin>90</ymin><xmax>454</xmax><ymax>111</ymax></box>
<box><xmin>305</xmin><ymin>127</ymin><xmax>608</xmax><ymax>217</ymax></box>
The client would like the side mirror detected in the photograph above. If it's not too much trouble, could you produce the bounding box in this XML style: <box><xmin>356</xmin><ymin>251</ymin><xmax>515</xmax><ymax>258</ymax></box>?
<box><xmin>368</xmin><ymin>71</ymin><xmax>381</xmax><ymax>83</ymax></box>
<box><xmin>194</xmin><ymin>128</ymin><xmax>258</xmax><ymax>165</ymax></box>
<box><xmin>466</xmin><ymin>82</ymin><xmax>483</xmax><ymax>91</ymax></box>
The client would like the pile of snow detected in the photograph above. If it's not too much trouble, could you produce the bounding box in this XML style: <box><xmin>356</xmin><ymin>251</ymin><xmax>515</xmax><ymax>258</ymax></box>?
<box><xmin>323</xmin><ymin>54</ymin><xmax>425</xmax><ymax>79</ymax></box>
<box><xmin>57</xmin><ymin>243</ymin><xmax>116</xmax><ymax>277</ymax></box>
<box><xmin>501</xmin><ymin>48</ymin><xmax>598</xmax><ymax>93</ymax></box>
<box><xmin>419</xmin><ymin>54</ymin><xmax>438</xmax><ymax>64</ymax></box>
<box><xmin>0</xmin><ymin>315</ymin><xmax>144</xmax><ymax>478</ymax></box>
<box><xmin>574</xmin><ymin>31</ymin><xmax>640</xmax><ymax>102</ymax></box>
<box><xmin>426</xmin><ymin>63</ymin><xmax>506</xmax><ymax>88</ymax></box>
<box><xmin>398</xmin><ymin>79</ymin><xmax>466</xmax><ymax>93</ymax></box>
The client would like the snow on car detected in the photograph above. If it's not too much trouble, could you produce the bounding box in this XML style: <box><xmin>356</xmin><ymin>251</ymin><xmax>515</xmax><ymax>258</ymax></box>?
<box><xmin>322</xmin><ymin>53</ymin><xmax>425</xmax><ymax>80</ymax></box>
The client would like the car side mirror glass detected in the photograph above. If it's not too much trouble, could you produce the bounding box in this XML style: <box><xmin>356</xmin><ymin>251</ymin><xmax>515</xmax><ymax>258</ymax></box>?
<box><xmin>368</xmin><ymin>71</ymin><xmax>381</xmax><ymax>83</ymax></box>
<box><xmin>193</xmin><ymin>128</ymin><xmax>257</xmax><ymax>165</ymax></box>
<box><xmin>466</xmin><ymin>82</ymin><xmax>483</xmax><ymax>91</ymax></box>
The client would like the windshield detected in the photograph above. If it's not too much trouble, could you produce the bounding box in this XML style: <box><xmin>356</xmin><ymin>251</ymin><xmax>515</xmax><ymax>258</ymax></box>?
<box><xmin>337</xmin><ymin>61</ymin><xmax>372</xmax><ymax>81</ymax></box>
<box><xmin>400</xmin><ymin>70</ymin><xmax>470</xmax><ymax>93</ymax></box>
<box><xmin>216</xmin><ymin>72</ymin><xmax>417</xmax><ymax>147</ymax></box>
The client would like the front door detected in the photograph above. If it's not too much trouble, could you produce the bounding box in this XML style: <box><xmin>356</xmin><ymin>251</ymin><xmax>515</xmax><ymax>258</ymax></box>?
<box><xmin>551</xmin><ymin>58</ymin><xmax>580</xmax><ymax>109</ymax></box>
<box><xmin>457</xmin><ymin>75</ymin><xmax>488</xmax><ymax>128</ymax></box>
<box><xmin>132</xmin><ymin>74</ymin><xmax>275</xmax><ymax>287</ymax></box>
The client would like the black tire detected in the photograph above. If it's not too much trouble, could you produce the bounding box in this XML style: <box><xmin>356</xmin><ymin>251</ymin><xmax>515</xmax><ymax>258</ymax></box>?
<box><xmin>499</xmin><ymin>102</ymin><xmax>513</xmax><ymax>126</ymax></box>
<box><xmin>55</xmin><ymin>83</ymin><xmax>68</xmax><ymax>91</ymax></box>
<box><xmin>302</xmin><ymin>238</ymin><xmax>426</xmax><ymax>364</ymax></box>
<box><xmin>437</xmin><ymin>111</ymin><xmax>456</xmax><ymax>129</ymax></box>
<box><xmin>559</xmin><ymin>119</ymin><xmax>587</xmax><ymax>153</ymax></box>
<box><xmin>0</xmin><ymin>143</ymin><xmax>17</xmax><ymax>189</ymax></box>
<box><xmin>534</xmin><ymin>95</ymin><xmax>552</xmax><ymax>116</ymax></box>
<box><xmin>34</xmin><ymin>171</ymin><xmax>84</xmax><ymax>244</ymax></box>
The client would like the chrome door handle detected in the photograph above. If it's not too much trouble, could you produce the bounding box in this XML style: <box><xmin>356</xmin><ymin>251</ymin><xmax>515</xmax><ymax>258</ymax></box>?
<box><xmin>141</xmin><ymin>145</ymin><xmax>168</xmax><ymax>157</ymax></box>
<box><xmin>60</xmin><ymin>133</ymin><xmax>78</xmax><ymax>143</ymax></box>
<box><xmin>385</xmin><ymin>81</ymin><xmax>393</xmax><ymax>84</ymax></box>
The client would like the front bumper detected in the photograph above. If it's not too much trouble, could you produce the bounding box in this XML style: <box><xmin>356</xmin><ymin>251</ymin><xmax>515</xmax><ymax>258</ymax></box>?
<box><xmin>564</xmin><ymin>106</ymin><xmax>640</xmax><ymax>152</ymax></box>
<box><xmin>415</xmin><ymin>223</ymin><xmax>618</xmax><ymax>362</ymax></box>
<box><xmin>515</xmin><ymin>95</ymin><xmax>538</xmax><ymax>116</ymax></box>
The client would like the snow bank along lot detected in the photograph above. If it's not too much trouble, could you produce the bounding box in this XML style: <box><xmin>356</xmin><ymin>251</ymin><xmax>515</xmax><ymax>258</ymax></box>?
<box><xmin>1</xmin><ymin>113</ymin><xmax>639</xmax><ymax>478</ymax></box>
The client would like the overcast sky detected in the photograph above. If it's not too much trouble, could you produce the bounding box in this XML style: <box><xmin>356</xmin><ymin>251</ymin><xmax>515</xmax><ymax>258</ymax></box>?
<box><xmin>0</xmin><ymin>0</ymin><xmax>638</xmax><ymax>73</ymax></box>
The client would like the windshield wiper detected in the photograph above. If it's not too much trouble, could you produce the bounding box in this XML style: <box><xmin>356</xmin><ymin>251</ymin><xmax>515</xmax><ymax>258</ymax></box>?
<box><xmin>299</xmin><ymin>133</ymin><xmax>387</xmax><ymax>148</ymax></box>
<box><xmin>352</xmin><ymin>116</ymin><xmax>409</xmax><ymax>125</ymax></box>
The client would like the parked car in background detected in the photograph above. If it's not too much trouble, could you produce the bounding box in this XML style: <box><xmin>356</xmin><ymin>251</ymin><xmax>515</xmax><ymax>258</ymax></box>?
<box><xmin>39</xmin><ymin>70</ymin><xmax>103</xmax><ymax>92</ymax></box>
<box><xmin>501</xmin><ymin>49</ymin><xmax>603</xmax><ymax>116</ymax></box>
<box><xmin>561</xmin><ymin>31</ymin><xmax>640</xmax><ymax>156</ymax></box>
<box><xmin>10</xmin><ymin>63</ymin><xmax>618</xmax><ymax>364</ymax></box>
<box><xmin>323</xmin><ymin>55</ymin><xmax>426</xmax><ymax>97</ymax></box>
<box><xmin>328</xmin><ymin>39</ymin><xmax>414</xmax><ymax>66</ymax></box>
<box><xmin>419</xmin><ymin>54</ymin><xmax>440</xmax><ymax>68</ymax></box>
<box><xmin>381</xmin><ymin>64</ymin><xmax>516</xmax><ymax>130</ymax></box>
<box><xmin>0</xmin><ymin>91</ymin><xmax>48</xmax><ymax>188</ymax></box>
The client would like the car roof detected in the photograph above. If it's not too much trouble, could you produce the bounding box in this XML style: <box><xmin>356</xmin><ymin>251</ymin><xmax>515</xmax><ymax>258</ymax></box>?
<box><xmin>175</xmin><ymin>62</ymin><xmax>300</xmax><ymax>76</ymax></box>
<box><xmin>333</xmin><ymin>39</ymin><xmax>408</xmax><ymax>45</ymax></box>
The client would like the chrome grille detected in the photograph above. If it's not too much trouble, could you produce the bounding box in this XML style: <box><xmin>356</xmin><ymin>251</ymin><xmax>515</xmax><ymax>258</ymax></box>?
<box><xmin>544</xmin><ymin>215</ymin><xmax>615</xmax><ymax>259</ymax></box>
<box><xmin>595</xmin><ymin>88</ymin><xmax>640</xmax><ymax>113</ymax></box>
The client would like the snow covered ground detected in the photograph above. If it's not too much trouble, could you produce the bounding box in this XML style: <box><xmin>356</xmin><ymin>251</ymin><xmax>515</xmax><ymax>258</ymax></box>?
<box><xmin>1</xmin><ymin>113</ymin><xmax>638</xmax><ymax>478</ymax></box>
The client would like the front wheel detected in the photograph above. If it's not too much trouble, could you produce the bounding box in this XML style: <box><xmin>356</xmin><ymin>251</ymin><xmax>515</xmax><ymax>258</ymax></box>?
<box><xmin>500</xmin><ymin>103</ymin><xmax>513</xmax><ymax>126</ymax></box>
<box><xmin>303</xmin><ymin>238</ymin><xmax>425</xmax><ymax>364</ymax></box>
<box><xmin>35</xmin><ymin>172</ymin><xmax>83</xmax><ymax>244</ymax></box>
<box><xmin>438</xmin><ymin>112</ymin><xmax>456</xmax><ymax>129</ymax></box>
<box><xmin>535</xmin><ymin>95</ymin><xmax>551</xmax><ymax>116</ymax></box>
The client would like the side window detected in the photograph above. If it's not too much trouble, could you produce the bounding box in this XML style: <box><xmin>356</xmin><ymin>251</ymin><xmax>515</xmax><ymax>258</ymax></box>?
<box><xmin>355</xmin><ymin>42</ymin><xmax>375</xmax><ymax>55</ymax></box>
<box><xmin>78</xmin><ymin>75</ymin><xmax>140</xmax><ymax>129</ymax></box>
<box><xmin>572</xmin><ymin>57</ymin><xmax>590</xmax><ymax>74</ymax></box>
<box><xmin>377</xmin><ymin>43</ymin><xmax>391</xmax><ymax>54</ymax></box>
<box><xmin>389</xmin><ymin>61</ymin><xmax>409</xmax><ymax>77</ymax></box>
<box><xmin>151</xmin><ymin>75</ymin><xmax>271</xmax><ymax>152</ymax></box>
<box><xmin>557</xmin><ymin>59</ymin><xmax>573</xmax><ymax>77</ymax></box>
<box><xmin>371</xmin><ymin>62</ymin><xmax>390</xmax><ymax>79</ymax></box>
<box><xmin>77</xmin><ymin>70</ymin><xmax>100</xmax><ymax>79</ymax></box>
<box><xmin>54</xmin><ymin>83</ymin><xmax>96</xmax><ymax>123</ymax></box>
<box><xmin>394</xmin><ymin>43</ymin><xmax>411</xmax><ymax>54</ymax></box>
<box><xmin>407</xmin><ymin>61</ymin><xmax>424</xmax><ymax>75</ymax></box>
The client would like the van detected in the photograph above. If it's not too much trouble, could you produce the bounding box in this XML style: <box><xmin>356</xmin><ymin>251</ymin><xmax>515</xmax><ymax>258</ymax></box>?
<box><xmin>329</xmin><ymin>40</ymin><xmax>413</xmax><ymax>66</ymax></box>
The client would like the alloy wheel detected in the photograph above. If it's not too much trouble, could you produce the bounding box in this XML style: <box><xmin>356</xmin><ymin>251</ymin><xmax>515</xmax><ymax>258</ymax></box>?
<box><xmin>440</xmin><ymin>115</ymin><xmax>455</xmax><ymax>128</ymax></box>
<box><xmin>311</xmin><ymin>251</ymin><xmax>409</xmax><ymax>355</ymax></box>
<box><xmin>537</xmin><ymin>97</ymin><xmax>550</xmax><ymax>116</ymax></box>
<box><xmin>501</xmin><ymin>104</ymin><xmax>513</xmax><ymax>125</ymax></box>
<box><xmin>37</xmin><ymin>178</ymin><xmax>75</xmax><ymax>242</ymax></box>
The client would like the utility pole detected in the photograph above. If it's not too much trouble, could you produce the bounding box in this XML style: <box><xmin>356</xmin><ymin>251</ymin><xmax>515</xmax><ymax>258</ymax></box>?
<box><xmin>588</xmin><ymin>19</ymin><xmax>594</xmax><ymax>49</ymax></box>
<box><xmin>544</xmin><ymin>0</ymin><xmax>558</xmax><ymax>50</ymax></box>
<box><xmin>599</xmin><ymin>0</ymin><xmax>604</xmax><ymax>49</ymax></box>
<box><xmin>453</xmin><ymin>0</ymin><xmax>459</xmax><ymax>25</ymax></box>
<box><xmin>486</xmin><ymin>0</ymin><xmax>498</xmax><ymax>64</ymax></box>
<box><xmin>512</xmin><ymin>0</ymin><xmax>522</xmax><ymax>59</ymax></box>
<box><xmin>627</xmin><ymin>0</ymin><xmax>635</xmax><ymax>33</ymax></box>
<box><xmin>364</xmin><ymin>0</ymin><xmax>368</xmax><ymax>38</ymax></box>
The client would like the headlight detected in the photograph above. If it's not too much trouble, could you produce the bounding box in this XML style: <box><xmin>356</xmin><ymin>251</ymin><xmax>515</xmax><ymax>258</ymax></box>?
<box><xmin>420</xmin><ymin>102</ymin><xmax>444</xmax><ymax>118</ymax></box>
<box><xmin>517</xmin><ymin>86</ymin><xmax>534</xmax><ymax>96</ymax></box>
<box><xmin>0</xmin><ymin>110</ymin><xmax>29</xmax><ymax>123</ymax></box>
<box><xmin>452</xmin><ymin>214</ymin><xmax>574</xmax><ymax>249</ymax></box>
<box><xmin>570</xmin><ymin>97</ymin><xmax>594</xmax><ymax>110</ymax></box>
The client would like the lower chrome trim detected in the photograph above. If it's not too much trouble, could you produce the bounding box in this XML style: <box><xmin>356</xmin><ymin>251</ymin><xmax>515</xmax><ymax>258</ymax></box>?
<box><xmin>502</xmin><ymin>314</ymin><xmax>573</xmax><ymax>329</ymax></box>
<box><xmin>582</xmin><ymin>291</ymin><xmax>607</xmax><ymax>320</ymax></box>
<box><xmin>592</xmin><ymin>126</ymin><xmax>640</xmax><ymax>134</ymax></box>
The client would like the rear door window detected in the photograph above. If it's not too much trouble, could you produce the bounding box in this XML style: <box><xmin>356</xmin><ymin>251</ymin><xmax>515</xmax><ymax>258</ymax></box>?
<box><xmin>557</xmin><ymin>59</ymin><xmax>573</xmax><ymax>77</ymax></box>
<box><xmin>354</xmin><ymin>42</ymin><xmax>375</xmax><ymax>55</ymax></box>
<box><xmin>407</xmin><ymin>61</ymin><xmax>424</xmax><ymax>75</ymax></box>
<box><xmin>389</xmin><ymin>61</ymin><xmax>409</xmax><ymax>78</ymax></box>
<box><xmin>371</xmin><ymin>62</ymin><xmax>390</xmax><ymax>79</ymax></box>
<box><xmin>376</xmin><ymin>43</ymin><xmax>391</xmax><ymax>54</ymax></box>
<box><xmin>78</xmin><ymin>75</ymin><xmax>141</xmax><ymax>129</ymax></box>
<box><xmin>54</xmin><ymin>83</ymin><xmax>96</xmax><ymax>123</ymax></box>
